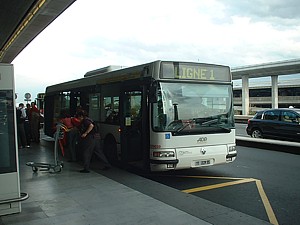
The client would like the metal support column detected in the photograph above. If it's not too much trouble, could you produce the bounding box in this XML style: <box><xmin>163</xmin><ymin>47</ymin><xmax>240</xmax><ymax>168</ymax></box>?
<box><xmin>242</xmin><ymin>75</ymin><xmax>250</xmax><ymax>115</ymax></box>
<box><xmin>271</xmin><ymin>75</ymin><xmax>278</xmax><ymax>109</ymax></box>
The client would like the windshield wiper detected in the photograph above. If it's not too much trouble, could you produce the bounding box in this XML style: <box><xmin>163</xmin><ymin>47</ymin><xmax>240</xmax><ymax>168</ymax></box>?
<box><xmin>201</xmin><ymin>118</ymin><xmax>218</xmax><ymax>125</ymax></box>
<box><xmin>200</xmin><ymin>124</ymin><xmax>232</xmax><ymax>133</ymax></box>
<box><xmin>213</xmin><ymin>126</ymin><xmax>231</xmax><ymax>132</ymax></box>
<box><xmin>193</xmin><ymin>113</ymin><xmax>230</xmax><ymax>125</ymax></box>
<box><xmin>167</xmin><ymin>119</ymin><xmax>195</xmax><ymax>134</ymax></box>
<box><xmin>174</xmin><ymin>119</ymin><xmax>196</xmax><ymax>134</ymax></box>
<box><xmin>196</xmin><ymin>116</ymin><xmax>232</xmax><ymax>132</ymax></box>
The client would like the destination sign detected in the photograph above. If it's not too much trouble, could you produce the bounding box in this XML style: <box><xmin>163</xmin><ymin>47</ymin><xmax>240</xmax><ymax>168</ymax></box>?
<box><xmin>160</xmin><ymin>62</ymin><xmax>231</xmax><ymax>82</ymax></box>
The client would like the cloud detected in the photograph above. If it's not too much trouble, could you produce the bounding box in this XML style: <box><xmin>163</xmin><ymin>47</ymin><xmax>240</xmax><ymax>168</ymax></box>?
<box><xmin>222</xmin><ymin>0</ymin><xmax>300</xmax><ymax>18</ymax></box>
<box><xmin>12</xmin><ymin>0</ymin><xmax>300</xmax><ymax>103</ymax></box>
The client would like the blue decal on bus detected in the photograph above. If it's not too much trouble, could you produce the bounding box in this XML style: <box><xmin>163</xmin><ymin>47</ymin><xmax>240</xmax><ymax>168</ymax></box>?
<box><xmin>165</xmin><ymin>133</ymin><xmax>171</xmax><ymax>139</ymax></box>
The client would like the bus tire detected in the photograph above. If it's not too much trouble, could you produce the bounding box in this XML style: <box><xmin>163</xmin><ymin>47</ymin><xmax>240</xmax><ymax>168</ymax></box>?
<box><xmin>104</xmin><ymin>136</ymin><xmax>118</xmax><ymax>165</ymax></box>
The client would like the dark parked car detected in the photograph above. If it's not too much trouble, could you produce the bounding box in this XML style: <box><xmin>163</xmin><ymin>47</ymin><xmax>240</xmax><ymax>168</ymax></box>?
<box><xmin>246</xmin><ymin>108</ymin><xmax>300</xmax><ymax>142</ymax></box>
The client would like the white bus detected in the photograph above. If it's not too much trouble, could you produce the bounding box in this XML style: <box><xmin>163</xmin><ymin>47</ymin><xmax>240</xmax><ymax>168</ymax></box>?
<box><xmin>44</xmin><ymin>60</ymin><xmax>236</xmax><ymax>171</ymax></box>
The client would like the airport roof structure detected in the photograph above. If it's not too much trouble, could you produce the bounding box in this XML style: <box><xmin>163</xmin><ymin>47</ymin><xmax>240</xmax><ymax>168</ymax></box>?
<box><xmin>232</xmin><ymin>58</ymin><xmax>300</xmax><ymax>80</ymax></box>
<box><xmin>0</xmin><ymin>0</ymin><xmax>76</xmax><ymax>63</ymax></box>
<box><xmin>1</xmin><ymin>0</ymin><xmax>300</xmax><ymax>80</ymax></box>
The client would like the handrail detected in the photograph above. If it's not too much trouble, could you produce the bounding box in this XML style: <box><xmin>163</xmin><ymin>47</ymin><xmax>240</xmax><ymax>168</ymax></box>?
<box><xmin>0</xmin><ymin>192</ymin><xmax>29</xmax><ymax>205</ymax></box>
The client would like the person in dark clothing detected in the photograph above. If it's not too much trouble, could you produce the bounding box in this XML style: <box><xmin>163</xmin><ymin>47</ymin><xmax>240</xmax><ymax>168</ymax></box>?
<box><xmin>16</xmin><ymin>103</ymin><xmax>28</xmax><ymax>148</ymax></box>
<box><xmin>24</xmin><ymin>103</ymin><xmax>31</xmax><ymax>147</ymax></box>
<box><xmin>60</xmin><ymin>110</ymin><xmax>80</xmax><ymax>162</ymax></box>
<box><xmin>77</xmin><ymin>110</ymin><xmax>110</xmax><ymax>173</ymax></box>
<box><xmin>29</xmin><ymin>102</ymin><xmax>40</xmax><ymax>143</ymax></box>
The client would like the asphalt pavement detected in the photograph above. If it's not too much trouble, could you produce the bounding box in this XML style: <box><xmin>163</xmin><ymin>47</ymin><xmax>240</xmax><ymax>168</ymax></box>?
<box><xmin>0</xmin><ymin>135</ymin><xmax>271</xmax><ymax>225</ymax></box>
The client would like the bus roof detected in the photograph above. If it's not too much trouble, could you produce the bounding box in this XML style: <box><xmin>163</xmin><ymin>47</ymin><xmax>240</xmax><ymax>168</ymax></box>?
<box><xmin>45</xmin><ymin>60</ymin><xmax>231</xmax><ymax>94</ymax></box>
<box><xmin>84</xmin><ymin>65</ymin><xmax>126</xmax><ymax>77</ymax></box>
<box><xmin>46</xmin><ymin>61</ymin><xmax>158</xmax><ymax>94</ymax></box>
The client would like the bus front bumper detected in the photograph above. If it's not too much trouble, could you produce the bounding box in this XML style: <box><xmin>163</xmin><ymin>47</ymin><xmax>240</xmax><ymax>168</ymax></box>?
<box><xmin>149</xmin><ymin>159</ymin><xmax>179</xmax><ymax>164</ymax></box>
<box><xmin>149</xmin><ymin>159</ymin><xmax>179</xmax><ymax>171</ymax></box>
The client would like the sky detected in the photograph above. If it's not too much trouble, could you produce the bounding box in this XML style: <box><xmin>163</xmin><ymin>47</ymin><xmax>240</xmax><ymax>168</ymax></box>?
<box><xmin>12</xmin><ymin>0</ymin><xmax>300</xmax><ymax>103</ymax></box>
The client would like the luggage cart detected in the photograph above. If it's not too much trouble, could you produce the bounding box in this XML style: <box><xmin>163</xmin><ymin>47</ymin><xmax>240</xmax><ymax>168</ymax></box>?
<box><xmin>26</xmin><ymin>123</ymin><xmax>65</xmax><ymax>173</ymax></box>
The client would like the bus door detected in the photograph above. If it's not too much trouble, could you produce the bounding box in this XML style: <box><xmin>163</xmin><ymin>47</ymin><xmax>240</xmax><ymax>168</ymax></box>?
<box><xmin>120</xmin><ymin>85</ymin><xmax>148</xmax><ymax>164</ymax></box>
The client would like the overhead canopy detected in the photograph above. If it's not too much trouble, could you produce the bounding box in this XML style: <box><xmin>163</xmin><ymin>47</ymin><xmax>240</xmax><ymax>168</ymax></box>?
<box><xmin>231</xmin><ymin>59</ymin><xmax>300</xmax><ymax>80</ymax></box>
<box><xmin>1</xmin><ymin>0</ymin><xmax>300</xmax><ymax>80</ymax></box>
<box><xmin>0</xmin><ymin>0</ymin><xmax>76</xmax><ymax>63</ymax></box>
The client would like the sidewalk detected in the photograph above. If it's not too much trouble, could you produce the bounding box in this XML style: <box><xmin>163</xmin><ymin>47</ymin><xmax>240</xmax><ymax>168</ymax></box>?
<box><xmin>0</xmin><ymin>137</ymin><xmax>270</xmax><ymax>225</ymax></box>
<box><xmin>0</xmin><ymin>139</ymin><xmax>209</xmax><ymax>225</ymax></box>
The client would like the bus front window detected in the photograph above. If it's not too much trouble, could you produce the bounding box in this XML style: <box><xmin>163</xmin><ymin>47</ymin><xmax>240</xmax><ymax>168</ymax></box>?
<box><xmin>152</xmin><ymin>82</ymin><xmax>234</xmax><ymax>134</ymax></box>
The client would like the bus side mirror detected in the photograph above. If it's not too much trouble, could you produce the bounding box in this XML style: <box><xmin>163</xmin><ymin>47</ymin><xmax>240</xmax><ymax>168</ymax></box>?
<box><xmin>149</xmin><ymin>83</ymin><xmax>158</xmax><ymax>103</ymax></box>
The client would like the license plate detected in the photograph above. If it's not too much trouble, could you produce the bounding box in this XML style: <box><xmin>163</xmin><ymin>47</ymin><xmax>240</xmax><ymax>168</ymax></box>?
<box><xmin>193</xmin><ymin>159</ymin><xmax>211</xmax><ymax>167</ymax></box>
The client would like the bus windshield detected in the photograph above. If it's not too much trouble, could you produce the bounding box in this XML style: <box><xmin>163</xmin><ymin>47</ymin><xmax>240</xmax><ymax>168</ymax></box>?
<box><xmin>152</xmin><ymin>82</ymin><xmax>234</xmax><ymax>134</ymax></box>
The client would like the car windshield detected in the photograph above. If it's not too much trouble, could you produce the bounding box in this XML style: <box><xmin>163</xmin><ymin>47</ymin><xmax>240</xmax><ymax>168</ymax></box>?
<box><xmin>152</xmin><ymin>82</ymin><xmax>235</xmax><ymax>134</ymax></box>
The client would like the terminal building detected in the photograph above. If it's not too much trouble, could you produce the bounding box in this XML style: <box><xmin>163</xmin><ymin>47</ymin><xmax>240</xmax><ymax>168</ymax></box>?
<box><xmin>231</xmin><ymin>59</ymin><xmax>300</xmax><ymax>115</ymax></box>
<box><xmin>233</xmin><ymin>76</ymin><xmax>300</xmax><ymax>114</ymax></box>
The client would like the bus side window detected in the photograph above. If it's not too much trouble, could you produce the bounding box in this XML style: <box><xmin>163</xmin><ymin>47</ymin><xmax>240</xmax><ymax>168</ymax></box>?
<box><xmin>104</xmin><ymin>96</ymin><xmax>120</xmax><ymax>124</ymax></box>
<box><xmin>124</xmin><ymin>91</ymin><xmax>142</xmax><ymax>125</ymax></box>
<box><xmin>106</xmin><ymin>110</ymin><xmax>118</xmax><ymax>123</ymax></box>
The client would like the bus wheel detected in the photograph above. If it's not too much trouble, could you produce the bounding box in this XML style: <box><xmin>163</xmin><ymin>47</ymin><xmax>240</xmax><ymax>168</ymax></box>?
<box><xmin>104</xmin><ymin>136</ymin><xmax>118</xmax><ymax>165</ymax></box>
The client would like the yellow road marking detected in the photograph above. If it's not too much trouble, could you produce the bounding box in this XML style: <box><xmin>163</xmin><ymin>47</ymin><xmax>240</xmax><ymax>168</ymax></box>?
<box><xmin>148</xmin><ymin>174</ymin><xmax>279</xmax><ymax>224</ymax></box>
<box><xmin>178</xmin><ymin>176</ymin><xmax>279</xmax><ymax>225</ymax></box>
<box><xmin>173</xmin><ymin>175</ymin><xmax>249</xmax><ymax>180</ymax></box>
<box><xmin>182</xmin><ymin>178</ymin><xmax>255</xmax><ymax>193</ymax></box>
<box><xmin>255</xmin><ymin>180</ymin><xmax>279</xmax><ymax>225</ymax></box>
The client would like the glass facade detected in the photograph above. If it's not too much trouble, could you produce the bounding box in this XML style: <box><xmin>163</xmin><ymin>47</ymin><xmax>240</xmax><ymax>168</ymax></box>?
<box><xmin>0</xmin><ymin>90</ymin><xmax>17</xmax><ymax>173</ymax></box>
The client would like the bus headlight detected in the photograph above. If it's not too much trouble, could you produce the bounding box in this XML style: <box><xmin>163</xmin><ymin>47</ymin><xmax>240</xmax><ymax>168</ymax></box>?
<box><xmin>228</xmin><ymin>145</ymin><xmax>236</xmax><ymax>152</ymax></box>
<box><xmin>153</xmin><ymin>151</ymin><xmax>175</xmax><ymax>158</ymax></box>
